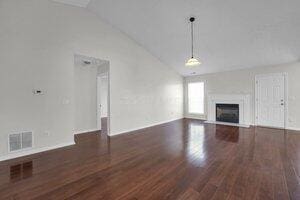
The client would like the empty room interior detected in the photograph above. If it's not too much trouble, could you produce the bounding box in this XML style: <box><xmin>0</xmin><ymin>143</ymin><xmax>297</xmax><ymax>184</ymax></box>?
<box><xmin>0</xmin><ymin>0</ymin><xmax>300</xmax><ymax>199</ymax></box>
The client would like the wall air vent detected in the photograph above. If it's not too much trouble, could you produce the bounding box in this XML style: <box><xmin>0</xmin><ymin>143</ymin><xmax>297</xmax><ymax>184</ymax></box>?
<box><xmin>9</xmin><ymin>132</ymin><xmax>33</xmax><ymax>152</ymax></box>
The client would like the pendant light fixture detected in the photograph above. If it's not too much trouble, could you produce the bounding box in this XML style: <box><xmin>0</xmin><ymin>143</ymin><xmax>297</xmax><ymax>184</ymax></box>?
<box><xmin>185</xmin><ymin>17</ymin><xmax>201</xmax><ymax>67</ymax></box>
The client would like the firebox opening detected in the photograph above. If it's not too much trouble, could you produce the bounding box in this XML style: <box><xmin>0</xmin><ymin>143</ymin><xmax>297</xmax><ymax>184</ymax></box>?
<box><xmin>216</xmin><ymin>104</ymin><xmax>239</xmax><ymax>124</ymax></box>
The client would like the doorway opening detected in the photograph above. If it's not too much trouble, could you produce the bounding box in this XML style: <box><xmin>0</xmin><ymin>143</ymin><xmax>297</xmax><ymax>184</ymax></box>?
<box><xmin>97</xmin><ymin>72</ymin><xmax>109</xmax><ymax>134</ymax></box>
<box><xmin>74</xmin><ymin>54</ymin><xmax>110</xmax><ymax>136</ymax></box>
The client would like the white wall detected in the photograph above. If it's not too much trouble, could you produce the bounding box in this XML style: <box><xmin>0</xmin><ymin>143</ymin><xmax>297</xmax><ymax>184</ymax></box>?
<box><xmin>185</xmin><ymin>62</ymin><xmax>300</xmax><ymax>129</ymax></box>
<box><xmin>0</xmin><ymin>0</ymin><xmax>183</xmax><ymax>158</ymax></box>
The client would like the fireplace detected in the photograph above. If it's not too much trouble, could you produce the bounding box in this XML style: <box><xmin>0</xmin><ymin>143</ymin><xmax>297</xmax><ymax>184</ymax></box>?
<box><xmin>206</xmin><ymin>94</ymin><xmax>250</xmax><ymax>127</ymax></box>
<box><xmin>216</xmin><ymin>104</ymin><xmax>239</xmax><ymax>123</ymax></box>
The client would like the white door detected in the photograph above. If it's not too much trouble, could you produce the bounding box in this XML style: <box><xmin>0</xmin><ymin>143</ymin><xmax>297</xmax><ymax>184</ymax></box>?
<box><xmin>256</xmin><ymin>73</ymin><xmax>285</xmax><ymax>128</ymax></box>
<box><xmin>97</xmin><ymin>76</ymin><xmax>102</xmax><ymax>130</ymax></box>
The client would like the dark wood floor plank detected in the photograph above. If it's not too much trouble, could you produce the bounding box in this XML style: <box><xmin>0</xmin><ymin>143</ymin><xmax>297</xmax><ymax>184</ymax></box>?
<box><xmin>0</xmin><ymin>119</ymin><xmax>298</xmax><ymax>200</ymax></box>
<box><xmin>176</xmin><ymin>188</ymin><xmax>200</xmax><ymax>200</ymax></box>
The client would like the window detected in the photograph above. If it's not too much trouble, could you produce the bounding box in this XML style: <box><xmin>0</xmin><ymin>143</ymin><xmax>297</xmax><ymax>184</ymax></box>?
<box><xmin>188</xmin><ymin>82</ymin><xmax>204</xmax><ymax>114</ymax></box>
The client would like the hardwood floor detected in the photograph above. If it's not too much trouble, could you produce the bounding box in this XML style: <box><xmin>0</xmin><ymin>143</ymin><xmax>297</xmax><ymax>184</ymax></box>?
<box><xmin>0</xmin><ymin>119</ymin><xmax>299</xmax><ymax>199</ymax></box>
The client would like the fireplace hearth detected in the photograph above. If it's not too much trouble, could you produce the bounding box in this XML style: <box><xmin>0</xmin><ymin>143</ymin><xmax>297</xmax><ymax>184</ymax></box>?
<box><xmin>216</xmin><ymin>104</ymin><xmax>239</xmax><ymax>123</ymax></box>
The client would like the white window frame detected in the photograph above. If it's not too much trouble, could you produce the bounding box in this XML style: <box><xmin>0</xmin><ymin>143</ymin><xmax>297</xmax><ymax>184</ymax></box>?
<box><xmin>187</xmin><ymin>81</ymin><xmax>205</xmax><ymax>115</ymax></box>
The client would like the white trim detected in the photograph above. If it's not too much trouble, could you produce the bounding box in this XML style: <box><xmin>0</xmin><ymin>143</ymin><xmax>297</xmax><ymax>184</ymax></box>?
<box><xmin>107</xmin><ymin>65</ymin><xmax>111</xmax><ymax>136</ymax></box>
<box><xmin>111</xmin><ymin>118</ymin><xmax>183</xmax><ymax>136</ymax></box>
<box><xmin>284</xmin><ymin>73</ymin><xmax>289</xmax><ymax>129</ymax></box>
<box><xmin>0</xmin><ymin>141</ymin><xmax>75</xmax><ymax>162</ymax></box>
<box><xmin>204</xmin><ymin>121</ymin><xmax>250</xmax><ymax>128</ymax></box>
<box><xmin>74</xmin><ymin>129</ymin><xmax>101</xmax><ymax>134</ymax></box>
<box><xmin>97</xmin><ymin>76</ymin><xmax>102</xmax><ymax>130</ymax></box>
<box><xmin>185</xmin><ymin>115</ymin><xmax>206</xmax><ymax>120</ymax></box>
<box><xmin>287</xmin><ymin>127</ymin><xmax>300</xmax><ymax>131</ymax></box>
<box><xmin>255</xmin><ymin>72</ymin><xmax>288</xmax><ymax>128</ymax></box>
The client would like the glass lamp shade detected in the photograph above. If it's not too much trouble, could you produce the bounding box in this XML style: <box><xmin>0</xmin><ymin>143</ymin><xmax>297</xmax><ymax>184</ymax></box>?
<box><xmin>185</xmin><ymin>58</ymin><xmax>201</xmax><ymax>67</ymax></box>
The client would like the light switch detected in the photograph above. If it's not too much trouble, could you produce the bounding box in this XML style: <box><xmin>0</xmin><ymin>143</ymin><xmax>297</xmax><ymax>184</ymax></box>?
<box><xmin>33</xmin><ymin>90</ymin><xmax>44</xmax><ymax>95</ymax></box>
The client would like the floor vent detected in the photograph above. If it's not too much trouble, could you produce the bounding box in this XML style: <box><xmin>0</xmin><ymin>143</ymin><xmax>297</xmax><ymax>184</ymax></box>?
<box><xmin>9</xmin><ymin>132</ymin><xmax>33</xmax><ymax>152</ymax></box>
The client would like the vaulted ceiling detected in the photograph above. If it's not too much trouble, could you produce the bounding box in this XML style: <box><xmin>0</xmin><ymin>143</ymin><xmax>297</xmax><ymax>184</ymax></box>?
<box><xmin>53</xmin><ymin>0</ymin><xmax>300</xmax><ymax>76</ymax></box>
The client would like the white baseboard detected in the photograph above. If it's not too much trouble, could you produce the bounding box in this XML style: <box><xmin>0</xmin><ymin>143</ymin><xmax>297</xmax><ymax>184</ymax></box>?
<box><xmin>254</xmin><ymin>125</ymin><xmax>300</xmax><ymax>131</ymax></box>
<box><xmin>111</xmin><ymin>118</ymin><xmax>183</xmax><ymax>136</ymax></box>
<box><xmin>287</xmin><ymin>127</ymin><xmax>300</xmax><ymax>131</ymax></box>
<box><xmin>204</xmin><ymin>120</ymin><xmax>250</xmax><ymax>128</ymax></box>
<box><xmin>74</xmin><ymin>129</ymin><xmax>101</xmax><ymax>135</ymax></box>
<box><xmin>184</xmin><ymin>115</ymin><xmax>206</xmax><ymax>120</ymax></box>
<box><xmin>0</xmin><ymin>141</ymin><xmax>75</xmax><ymax>162</ymax></box>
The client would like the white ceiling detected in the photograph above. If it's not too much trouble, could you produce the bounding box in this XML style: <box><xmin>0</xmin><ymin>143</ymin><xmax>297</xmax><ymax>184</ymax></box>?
<box><xmin>55</xmin><ymin>0</ymin><xmax>300</xmax><ymax>76</ymax></box>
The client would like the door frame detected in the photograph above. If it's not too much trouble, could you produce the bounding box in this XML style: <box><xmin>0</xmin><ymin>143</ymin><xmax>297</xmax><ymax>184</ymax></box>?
<box><xmin>254</xmin><ymin>72</ymin><xmax>288</xmax><ymax>129</ymax></box>
<box><xmin>96</xmin><ymin>76</ymin><xmax>102</xmax><ymax>131</ymax></box>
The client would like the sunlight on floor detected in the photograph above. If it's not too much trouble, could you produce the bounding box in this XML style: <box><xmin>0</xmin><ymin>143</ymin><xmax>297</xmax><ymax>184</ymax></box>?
<box><xmin>187</xmin><ymin>124</ymin><xmax>206</xmax><ymax>166</ymax></box>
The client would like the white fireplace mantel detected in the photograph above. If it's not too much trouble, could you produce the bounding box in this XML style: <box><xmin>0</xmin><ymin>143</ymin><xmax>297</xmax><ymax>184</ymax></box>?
<box><xmin>206</xmin><ymin>94</ymin><xmax>251</xmax><ymax>127</ymax></box>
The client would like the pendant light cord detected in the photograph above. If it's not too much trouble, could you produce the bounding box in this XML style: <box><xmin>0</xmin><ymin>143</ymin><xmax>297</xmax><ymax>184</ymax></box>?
<box><xmin>191</xmin><ymin>19</ymin><xmax>194</xmax><ymax>58</ymax></box>
<box><xmin>186</xmin><ymin>17</ymin><xmax>201</xmax><ymax>66</ymax></box>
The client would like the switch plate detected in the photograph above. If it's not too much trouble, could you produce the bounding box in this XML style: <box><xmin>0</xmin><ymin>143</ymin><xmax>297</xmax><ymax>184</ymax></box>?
<box><xmin>33</xmin><ymin>90</ymin><xmax>44</xmax><ymax>95</ymax></box>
